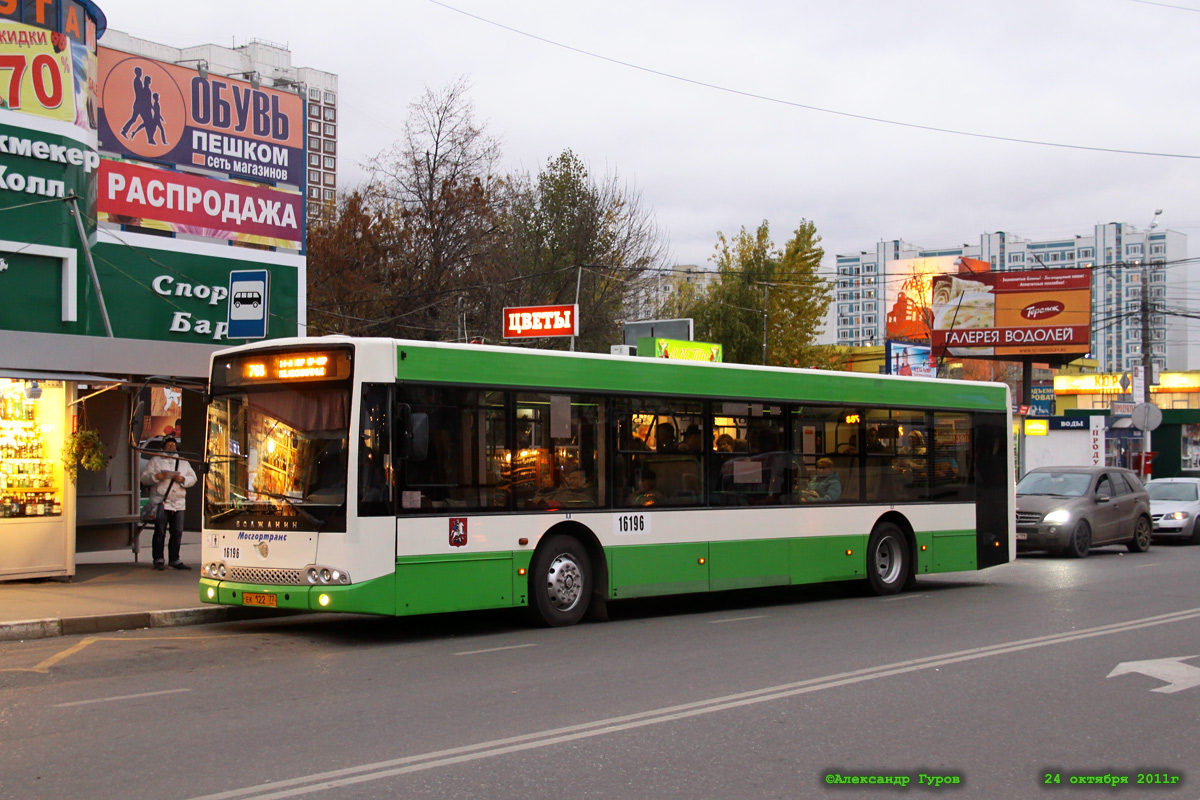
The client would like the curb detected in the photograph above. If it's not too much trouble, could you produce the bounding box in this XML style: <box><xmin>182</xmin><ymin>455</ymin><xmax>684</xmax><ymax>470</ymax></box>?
<box><xmin>0</xmin><ymin>606</ymin><xmax>301</xmax><ymax>642</ymax></box>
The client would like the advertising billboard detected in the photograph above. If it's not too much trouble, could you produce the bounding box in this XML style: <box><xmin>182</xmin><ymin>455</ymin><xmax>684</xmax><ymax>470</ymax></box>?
<box><xmin>0</xmin><ymin>18</ymin><xmax>97</xmax><ymax>132</ymax></box>
<box><xmin>1030</xmin><ymin>382</ymin><xmax>1055</xmax><ymax>417</ymax></box>
<box><xmin>0</xmin><ymin>231</ymin><xmax>301</xmax><ymax>343</ymax></box>
<box><xmin>637</xmin><ymin>337</ymin><xmax>722</xmax><ymax>362</ymax></box>
<box><xmin>931</xmin><ymin>268</ymin><xmax>1091</xmax><ymax>358</ymax></box>
<box><xmin>98</xmin><ymin>158</ymin><xmax>303</xmax><ymax>249</ymax></box>
<box><xmin>885</xmin><ymin>256</ymin><xmax>958</xmax><ymax>341</ymax></box>
<box><xmin>885</xmin><ymin>341</ymin><xmax>935</xmax><ymax>377</ymax></box>
<box><xmin>96</xmin><ymin>48</ymin><xmax>305</xmax><ymax>187</ymax></box>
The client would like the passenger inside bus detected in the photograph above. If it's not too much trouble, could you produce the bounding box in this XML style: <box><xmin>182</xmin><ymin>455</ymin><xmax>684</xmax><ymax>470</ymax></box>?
<box><xmin>679</xmin><ymin>424</ymin><xmax>704</xmax><ymax>453</ymax></box>
<box><xmin>655</xmin><ymin>423</ymin><xmax>677</xmax><ymax>452</ymax></box>
<box><xmin>627</xmin><ymin>468</ymin><xmax>666</xmax><ymax>506</ymax></box>
<box><xmin>530</xmin><ymin>467</ymin><xmax>596</xmax><ymax>508</ymax></box>
<box><xmin>801</xmin><ymin>457</ymin><xmax>842</xmax><ymax>502</ymax></box>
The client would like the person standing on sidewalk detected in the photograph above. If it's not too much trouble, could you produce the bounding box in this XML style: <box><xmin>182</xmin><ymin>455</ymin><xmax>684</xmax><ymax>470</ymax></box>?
<box><xmin>140</xmin><ymin>435</ymin><xmax>196</xmax><ymax>571</ymax></box>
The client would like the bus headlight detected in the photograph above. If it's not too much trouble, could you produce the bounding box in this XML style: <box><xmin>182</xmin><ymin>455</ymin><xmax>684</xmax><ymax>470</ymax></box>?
<box><xmin>305</xmin><ymin>565</ymin><xmax>350</xmax><ymax>585</ymax></box>
<box><xmin>218</xmin><ymin>564</ymin><xmax>226</xmax><ymax>578</ymax></box>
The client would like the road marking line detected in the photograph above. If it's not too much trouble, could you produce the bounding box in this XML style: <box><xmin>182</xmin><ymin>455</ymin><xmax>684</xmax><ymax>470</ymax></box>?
<box><xmin>453</xmin><ymin>644</ymin><xmax>537</xmax><ymax>656</ymax></box>
<box><xmin>54</xmin><ymin>688</ymin><xmax>191</xmax><ymax>708</ymax></box>
<box><xmin>0</xmin><ymin>633</ymin><xmax>267</xmax><ymax>674</ymax></box>
<box><xmin>14</xmin><ymin>637</ymin><xmax>99</xmax><ymax>674</ymax></box>
<box><xmin>882</xmin><ymin>594</ymin><xmax>925</xmax><ymax>602</ymax></box>
<box><xmin>708</xmin><ymin>615</ymin><xmax>766</xmax><ymax>624</ymax></box>
<box><xmin>189</xmin><ymin>606</ymin><xmax>1200</xmax><ymax>800</ymax></box>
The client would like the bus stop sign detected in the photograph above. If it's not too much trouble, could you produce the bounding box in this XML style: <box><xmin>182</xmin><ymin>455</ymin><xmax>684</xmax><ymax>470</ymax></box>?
<box><xmin>227</xmin><ymin>269</ymin><xmax>270</xmax><ymax>339</ymax></box>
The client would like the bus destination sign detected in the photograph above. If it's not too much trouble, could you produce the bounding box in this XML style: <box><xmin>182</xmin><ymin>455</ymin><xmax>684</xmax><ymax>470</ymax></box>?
<box><xmin>246</xmin><ymin>354</ymin><xmax>330</xmax><ymax>380</ymax></box>
<box><xmin>218</xmin><ymin>349</ymin><xmax>352</xmax><ymax>387</ymax></box>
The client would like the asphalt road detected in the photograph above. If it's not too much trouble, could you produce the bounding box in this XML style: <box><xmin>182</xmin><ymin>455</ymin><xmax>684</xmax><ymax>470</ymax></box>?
<box><xmin>2</xmin><ymin>541</ymin><xmax>1199</xmax><ymax>800</ymax></box>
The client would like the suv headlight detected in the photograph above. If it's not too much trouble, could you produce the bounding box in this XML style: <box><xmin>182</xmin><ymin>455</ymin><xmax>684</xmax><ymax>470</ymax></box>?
<box><xmin>1044</xmin><ymin>509</ymin><xmax>1071</xmax><ymax>524</ymax></box>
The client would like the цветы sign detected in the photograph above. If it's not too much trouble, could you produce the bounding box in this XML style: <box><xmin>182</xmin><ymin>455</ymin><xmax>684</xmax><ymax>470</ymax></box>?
<box><xmin>503</xmin><ymin>304</ymin><xmax>578</xmax><ymax>338</ymax></box>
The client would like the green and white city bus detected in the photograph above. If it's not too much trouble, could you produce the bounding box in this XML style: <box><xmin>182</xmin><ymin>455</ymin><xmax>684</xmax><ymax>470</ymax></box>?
<box><xmin>199</xmin><ymin>337</ymin><xmax>1014</xmax><ymax>626</ymax></box>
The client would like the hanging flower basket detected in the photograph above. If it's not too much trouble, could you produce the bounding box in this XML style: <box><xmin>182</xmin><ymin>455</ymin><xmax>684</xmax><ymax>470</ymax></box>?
<box><xmin>62</xmin><ymin>429</ymin><xmax>109</xmax><ymax>482</ymax></box>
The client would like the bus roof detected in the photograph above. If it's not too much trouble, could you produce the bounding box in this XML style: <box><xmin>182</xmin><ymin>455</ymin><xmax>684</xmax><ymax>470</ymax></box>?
<box><xmin>214</xmin><ymin>337</ymin><xmax>1009</xmax><ymax>412</ymax></box>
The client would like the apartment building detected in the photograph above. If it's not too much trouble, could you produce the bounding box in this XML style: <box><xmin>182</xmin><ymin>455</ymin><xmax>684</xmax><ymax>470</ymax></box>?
<box><xmin>831</xmin><ymin>223</ymin><xmax>1193</xmax><ymax>372</ymax></box>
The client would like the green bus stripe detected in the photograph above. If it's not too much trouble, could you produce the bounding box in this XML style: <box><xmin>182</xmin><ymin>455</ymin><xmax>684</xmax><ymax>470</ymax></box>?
<box><xmin>204</xmin><ymin>531</ymin><xmax>979</xmax><ymax>617</ymax></box>
<box><xmin>395</xmin><ymin>344</ymin><xmax>1006</xmax><ymax>411</ymax></box>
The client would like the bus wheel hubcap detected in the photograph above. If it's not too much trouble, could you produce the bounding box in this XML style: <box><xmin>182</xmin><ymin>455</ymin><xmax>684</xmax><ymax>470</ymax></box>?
<box><xmin>547</xmin><ymin>554</ymin><xmax>583</xmax><ymax>611</ymax></box>
<box><xmin>876</xmin><ymin>537</ymin><xmax>901</xmax><ymax>583</ymax></box>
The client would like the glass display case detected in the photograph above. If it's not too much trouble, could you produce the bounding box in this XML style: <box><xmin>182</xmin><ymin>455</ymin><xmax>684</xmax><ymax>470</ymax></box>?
<box><xmin>0</xmin><ymin>379</ymin><xmax>73</xmax><ymax>581</ymax></box>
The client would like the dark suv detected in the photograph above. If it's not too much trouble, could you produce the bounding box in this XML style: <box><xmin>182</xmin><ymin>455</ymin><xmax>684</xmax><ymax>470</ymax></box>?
<box><xmin>1015</xmin><ymin>466</ymin><xmax>1152</xmax><ymax>558</ymax></box>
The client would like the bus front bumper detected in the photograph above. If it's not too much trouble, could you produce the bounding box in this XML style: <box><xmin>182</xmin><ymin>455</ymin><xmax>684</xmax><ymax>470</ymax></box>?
<box><xmin>199</xmin><ymin>574</ymin><xmax>396</xmax><ymax>615</ymax></box>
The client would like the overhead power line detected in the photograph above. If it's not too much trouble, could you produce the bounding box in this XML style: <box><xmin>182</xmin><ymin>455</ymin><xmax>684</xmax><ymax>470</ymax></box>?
<box><xmin>428</xmin><ymin>0</ymin><xmax>1200</xmax><ymax>161</ymax></box>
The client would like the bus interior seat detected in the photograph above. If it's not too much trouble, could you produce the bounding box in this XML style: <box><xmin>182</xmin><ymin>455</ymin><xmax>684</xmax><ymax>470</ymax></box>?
<box><xmin>829</xmin><ymin>453</ymin><xmax>859</xmax><ymax>501</ymax></box>
<box><xmin>644</xmin><ymin>457</ymin><xmax>702</xmax><ymax>505</ymax></box>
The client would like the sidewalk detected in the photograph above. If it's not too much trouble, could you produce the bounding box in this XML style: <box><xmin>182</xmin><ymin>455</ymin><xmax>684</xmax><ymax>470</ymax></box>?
<box><xmin>0</xmin><ymin>531</ymin><xmax>288</xmax><ymax>641</ymax></box>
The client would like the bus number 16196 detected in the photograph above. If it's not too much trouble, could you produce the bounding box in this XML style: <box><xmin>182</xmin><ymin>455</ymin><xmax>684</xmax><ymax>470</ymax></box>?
<box><xmin>614</xmin><ymin>513</ymin><xmax>649</xmax><ymax>535</ymax></box>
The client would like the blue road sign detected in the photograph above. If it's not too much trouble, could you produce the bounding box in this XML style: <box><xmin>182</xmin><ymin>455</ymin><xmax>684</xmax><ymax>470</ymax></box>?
<box><xmin>227</xmin><ymin>270</ymin><xmax>269</xmax><ymax>339</ymax></box>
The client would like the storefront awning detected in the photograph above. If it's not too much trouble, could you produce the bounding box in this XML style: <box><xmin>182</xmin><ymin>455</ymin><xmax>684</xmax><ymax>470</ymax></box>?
<box><xmin>0</xmin><ymin>331</ymin><xmax>220</xmax><ymax>381</ymax></box>
<box><xmin>0</xmin><ymin>369</ymin><xmax>132</xmax><ymax>384</ymax></box>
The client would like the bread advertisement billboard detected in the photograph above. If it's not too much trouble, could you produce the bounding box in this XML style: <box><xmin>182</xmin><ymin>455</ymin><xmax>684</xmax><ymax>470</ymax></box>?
<box><xmin>931</xmin><ymin>268</ymin><xmax>1092</xmax><ymax>357</ymax></box>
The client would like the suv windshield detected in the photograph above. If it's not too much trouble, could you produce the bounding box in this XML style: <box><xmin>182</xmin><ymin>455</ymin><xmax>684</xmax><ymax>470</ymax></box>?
<box><xmin>1147</xmin><ymin>482</ymin><xmax>1199</xmax><ymax>502</ymax></box>
<box><xmin>1017</xmin><ymin>471</ymin><xmax>1091</xmax><ymax>497</ymax></box>
<box><xmin>205</xmin><ymin>387</ymin><xmax>350</xmax><ymax>531</ymax></box>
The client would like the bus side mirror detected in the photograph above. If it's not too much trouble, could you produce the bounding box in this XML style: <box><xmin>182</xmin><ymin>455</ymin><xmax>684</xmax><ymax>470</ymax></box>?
<box><xmin>397</xmin><ymin>405</ymin><xmax>429</xmax><ymax>461</ymax></box>
<box><xmin>410</xmin><ymin>413</ymin><xmax>429</xmax><ymax>461</ymax></box>
<box><xmin>131</xmin><ymin>400</ymin><xmax>146</xmax><ymax>443</ymax></box>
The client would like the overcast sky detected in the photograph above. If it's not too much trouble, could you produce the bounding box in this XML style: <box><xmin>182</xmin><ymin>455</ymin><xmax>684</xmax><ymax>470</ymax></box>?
<box><xmin>96</xmin><ymin>0</ymin><xmax>1200</xmax><ymax>272</ymax></box>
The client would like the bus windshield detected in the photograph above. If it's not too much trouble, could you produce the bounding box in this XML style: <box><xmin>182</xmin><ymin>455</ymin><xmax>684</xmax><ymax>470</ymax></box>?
<box><xmin>205</xmin><ymin>387</ymin><xmax>350</xmax><ymax>531</ymax></box>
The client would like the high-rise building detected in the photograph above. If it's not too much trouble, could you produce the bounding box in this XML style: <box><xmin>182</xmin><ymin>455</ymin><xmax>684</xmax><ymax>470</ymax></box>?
<box><xmin>830</xmin><ymin>223</ymin><xmax>1193</xmax><ymax>372</ymax></box>
<box><xmin>100</xmin><ymin>30</ymin><xmax>339</xmax><ymax>214</ymax></box>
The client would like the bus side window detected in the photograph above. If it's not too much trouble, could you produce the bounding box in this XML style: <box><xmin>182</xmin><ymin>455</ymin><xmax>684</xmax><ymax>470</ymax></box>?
<box><xmin>514</xmin><ymin>393</ymin><xmax>604</xmax><ymax>510</ymax></box>
<box><xmin>359</xmin><ymin>384</ymin><xmax>392</xmax><ymax>516</ymax></box>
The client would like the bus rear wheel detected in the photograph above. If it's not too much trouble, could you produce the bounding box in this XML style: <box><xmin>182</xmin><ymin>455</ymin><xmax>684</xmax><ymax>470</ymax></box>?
<box><xmin>867</xmin><ymin>523</ymin><xmax>910</xmax><ymax>596</ymax></box>
<box><xmin>528</xmin><ymin>535</ymin><xmax>592</xmax><ymax>627</ymax></box>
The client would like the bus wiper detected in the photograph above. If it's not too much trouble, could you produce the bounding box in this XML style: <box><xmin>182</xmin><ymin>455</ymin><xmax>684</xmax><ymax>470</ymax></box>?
<box><xmin>209</xmin><ymin>507</ymin><xmax>245</xmax><ymax>522</ymax></box>
<box><xmin>253</xmin><ymin>490</ymin><xmax>324</xmax><ymax>527</ymax></box>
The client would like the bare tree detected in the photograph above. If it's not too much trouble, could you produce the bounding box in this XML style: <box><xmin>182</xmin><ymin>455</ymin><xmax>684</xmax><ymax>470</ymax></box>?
<box><xmin>362</xmin><ymin>77</ymin><xmax>504</xmax><ymax>339</ymax></box>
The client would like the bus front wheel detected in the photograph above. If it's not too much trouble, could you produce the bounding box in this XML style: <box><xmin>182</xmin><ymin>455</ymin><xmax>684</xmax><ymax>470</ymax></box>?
<box><xmin>529</xmin><ymin>535</ymin><xmax>592</xmax><ymax>627</ymax></box>
<box><xmin>867</xmin><ymin>523</ymin><xmax>910</xmax><ymax>596</ymax></box>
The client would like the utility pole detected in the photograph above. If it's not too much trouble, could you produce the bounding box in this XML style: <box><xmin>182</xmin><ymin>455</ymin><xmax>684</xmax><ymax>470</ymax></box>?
<box><xmin>571</xmin><ymin>265</ymin><xmax>582</xmax><ymax>352</ymax></box>
<box><xmin>762</xmin><ymin>283</ymin><xmax>769</xmax><ymax>365</ymax></box>
<box><xmin>1138</xmin><ymin>209</ymin><xmax>1163</xmax><ymax>476</ymax></box>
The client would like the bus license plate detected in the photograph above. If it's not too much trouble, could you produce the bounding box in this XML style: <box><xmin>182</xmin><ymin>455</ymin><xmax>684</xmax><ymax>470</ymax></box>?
<box><xmin>242</xmin><ymin>592</ymin><xmax>277</xmax><ymax>607</ymax></box>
